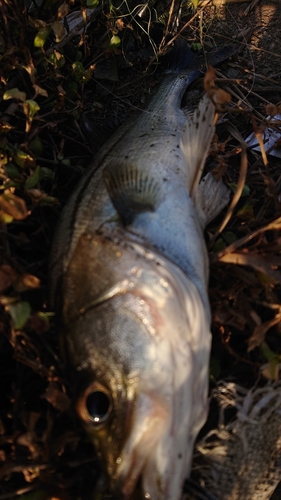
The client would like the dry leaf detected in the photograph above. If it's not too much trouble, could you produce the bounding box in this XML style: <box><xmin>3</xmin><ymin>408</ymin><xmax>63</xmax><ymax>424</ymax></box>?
<box><xmin>116</xmin><ymin>18</ymin><xmax>125</xmax><ymax>31</ymax></box>
<box><xmin>203</xmin><ymin>65</ymin><xmax>216</xmax><ymax>95</ymax></box>
<box><xmin>43</xmin><ymin>382</ymin><xmax>71</xmax><ymax>412</ymax></box>
<box><xmin>261</xmin><ymin>362</ymin><xmax>280</xmax><ymax>381</ymax></box>
<box><xmin>248</xmin><ymin>314</ymin><xmax>281</xmax><ymax>351</ymax></box>
<box><xmin>204</xmin><ymin>66</ymin><xmax>231</xmax><ymax>105</ymax></box>
<box><xmin>22</xmin><ymin>467</ymin><xmax>41</xmax><ymax>482</ymax></box>
<box><xmin>33</xmin><ymin>84</ymin><xmax>48</xmax><ymax>97</ymax></box>
<box><xmin>218</xmin><ymin>251</ymin><xmax>281</xmax><ymax>283</ymax></box>
<box><xmin>214</xmin><ymin>88</ymin><xmax>231</xmax><ymax>105</ymax></box>
<box><xmin>0</xmin><ymin>193</ymin><xmax>29</xmax><ymax>220</ymax></box>
<box><xmin>265</xmin><ymin>103</ymin><xmax>281</xmax><ymax>117</ymax></box>
<box><xmin>0</xmin><ymin>265</ymin><xmax>18</xmax><ymax>292</ymax></box>
<box><xmin>52</xmin><ymin>20</ymin><xmax>66</xmax><ymax>42</ymax></box>
<box><xmin>57</xmin><ymin>2</ymin><xmax>69</xmax><ymax>20</ymax></box>
<box><xmin>15</xmin><ymin>273</ymin><xmax>40</xmax><ymax>292</ymax></box>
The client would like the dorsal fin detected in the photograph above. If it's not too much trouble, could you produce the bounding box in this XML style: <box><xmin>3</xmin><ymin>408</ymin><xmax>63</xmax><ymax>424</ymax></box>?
<box><xmin>180</xmin><ymin>94</ymin><xmax>215</xmax><ymax>197</ymax></box>
<box><xmin>103</xmin><ymin>163</ymin><xmax>162</xmax><ymax>225</ymax></box>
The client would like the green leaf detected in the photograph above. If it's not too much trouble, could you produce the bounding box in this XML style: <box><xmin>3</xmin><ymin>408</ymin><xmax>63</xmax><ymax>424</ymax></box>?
<box><xmin>228</xmin><ymin>183</ymin><xmax>250</xmax><ymax>197</ymax></box>
<box><xmin>19</xmin><ymin>489</ymin><xmax>49</xmax><ymax>500</ymax></box>
<box><xmin>3</xmin><ymin>88</ymin><xmax>26</xmax><ymax>102</ymax></box>
<box><xmin>261</xmin><ymin>342</ymin><xmax>281</xmax><ymax>380</ymax></box>
<box><xmin>5</xmin><ymin>163</ymin><xmax>20</xmax><ymax>180</ymax></box>
<box><xmin>109</xmin><ymin>34</ymin><xmax>121</xmax><ymax>48</ymax></box>
<box><xmin>41</xmin><ymin>167</ymin><xmax>55</xmax><ymax>180</ymax></box>
<box><xmin>67</xmin><ymin>81</ymin><xmax>78</xmax><ymax>90</ymax></box>
<box><xmin>237</xmin><ymin>204</ymin><xmax>255</xmax><ymax>220</ymax></box>
<box><xmin>75</xmin><ymin>51</ymin><xmax>83</xmax><ymax>62</ymax></box>
<box><xmin>1</xmin><ymin>181</ymin><xmax>21</xmax><ymax>190</ymax></box>
<box><xmin>36</xmin><ymin>311</ymin><xmax>50</xmax><ymax>329</ymax></box>
<box><xmin>24</xmin><ymin>100</ymin><xmax>40</xmax><ymax>120</ymax></box>
<box><xmin>223</xmin><ymin>231</ymin><xmax>236</xmax><ymax>244</ymax></box>
<box><xmin>49</xmin><ymin>50</ymin><xmax>65</xmax><ymax>68</ymax></box>
<box><xmin>191</xmin><ymin>42</ymin><xmax>202</xmax><ymax>51</ymax></box>
<box><xmin>34</xmin><ymin>27</ymin><xmax>50</xmax><ymax>48</ymax></box>
<box><xmin>210</xmin><ymin>356</ymin><xmax>221</xmax><ymax>380</ymax></box>
<box><xmin>14</xmin><ymin>150</ymin><xmax>35</xmax><ymax>168</ymax></box>
<box><xmin>262</xmin><ymin>342</ymin><xmax>281</xmax><ymax>362</ymax></box>
<box><xmin>87</xmin><ymin>0</ymin><xmax>100</xmax><ymax>6</ymax></box>
<box><xmin>8</xmin><ymin>301</ymin><xmax>31</xmax><ymax>330</ymax></box>
<box><xmin>25</xmin><ymin>166</ymin><xmax>42</xmax><ymax>189</ymax></box>
<box><xmin>191</xmin><ymin>0</ymin><xmax>199</xmax><ymax>9</ymax></box>
<box><xmin>29</xmin><ymin>136</ymin><xmax>43</xmax><ymax>158</ymax></box>
<box><xmin>213</xmin><ymin>231</ymin><xmax>237</xmax><ymax>252</ymax></box>
<box><xmin>0</xmin><ymin>212</ymin><xmax>13</xmax><ymax>223</ymax></box>
<box><xmin>39</xmin><ymin>195</ymin><xmax>59</xmax><ymax>205</ymax></box>
<box><xmin>72</xmin><ymin>61</ymin><xmax>93</xmax><ymax>83</ymax></box>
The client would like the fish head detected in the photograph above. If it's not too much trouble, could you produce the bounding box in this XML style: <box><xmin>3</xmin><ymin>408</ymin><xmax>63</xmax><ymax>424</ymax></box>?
<box><xmin>60</xmin><ymin>226</ymin><xmax>211</xmax><ymax>500</ymax></box>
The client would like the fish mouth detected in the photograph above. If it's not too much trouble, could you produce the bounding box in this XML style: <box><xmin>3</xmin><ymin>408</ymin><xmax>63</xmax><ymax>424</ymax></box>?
<box><xmin>113</xmin><ymin>392</ymin><xmax>169</xmax><ymax>500</ymax></box>
<box><xmin>113</xmin><ymin>385</ymin><xmax>198</xmax><ymax>500</ymax></box>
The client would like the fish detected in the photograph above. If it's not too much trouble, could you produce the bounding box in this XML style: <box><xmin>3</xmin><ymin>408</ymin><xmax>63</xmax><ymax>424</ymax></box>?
<box><xmin>50</xmin><ymin>41</ymin><xmax>233</xmax><ymax>500</ymax></box>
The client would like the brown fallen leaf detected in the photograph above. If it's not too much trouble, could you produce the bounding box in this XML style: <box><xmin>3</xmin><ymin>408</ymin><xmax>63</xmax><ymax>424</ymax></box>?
<box><xmin>15</xmin><ymin>273</ymin><xmax>40</xmax><ymax>292</ymax></box>
<box><xmin>47</xmin><ymin>430</ymin><xmax>80</xmax><ymax>458</ymax></box>
<box><xmin>0</xmin><ymin>192</ymin><xmax>29</xmax><ymax>221</ymax></box>
<box><xmin>248</xmin><ymin>314</ymin><xmax>281</xmax><ymax>351</ymax></box>
<box><xmin>214</xmin><ymin>216</ymin><xmax>281</xmax><ymax>260</ymax></box>
<box><xmin>203</xmin><ymin>66</ymin><xmax>231</xmax><ymax>106</ymax></box>
<box><xmin>0</xmin><ymin>265</ymin><xmax>18</xmax><ymax>292</ymax></box>
<box><xmin>115</xmin><ymin>18</ymin><xmax>125</xmax><ymax>31</ymax></box>
<box><xmin>218</xmin><ymin>251</ymin><xmax>281</xmax><ymax>283</ymax></box>
<box><xmin>16</xmin><ymin>412</ymin><xmax>41</xmax><ymax>459</ymax></box>
<box><xmin>43</xmin><ymin>382</ymin><xmax>71</xmax><ymax>412</ymax></box>
<box><xmin>57</xmin><ymin>2</ymin><xmax>69</xmax><ymax>20</ymax></box>
<box><xmin>210</xmin><ymin>146</ymin><xmax>248</xmax><ymax>244</ymax></box>
<box><xmin>265</xmin><ymin>103</ymin><xmax>281</xmax><ymax>117</ymax></box>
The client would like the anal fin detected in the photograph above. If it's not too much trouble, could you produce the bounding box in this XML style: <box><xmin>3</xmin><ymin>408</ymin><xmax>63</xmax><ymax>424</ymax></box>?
<box><xmin>195</xmin><ymin>172</ymin><xmax>230</xmax><ymax>227</ymax></box>
<box><xmin>103</xmin><ymin>163</ymin><xmax>162</xmax><ymax>225</ymax></box>
<box><xmin>180</xmin><ymin>94</ymin><xmax>230</xmax><ymax>227</ymax></box>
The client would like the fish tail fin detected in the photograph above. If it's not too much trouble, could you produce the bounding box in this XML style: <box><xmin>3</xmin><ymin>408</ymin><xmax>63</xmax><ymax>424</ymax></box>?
<box><xmin>165</xmin><ymin>38</ymin><xmax>198</xmax><ymax>73</ymax></box>
<box><xmin>180</xmin><ymin>94</ymin><xmax>230</xmax><ymax>227</ymax></box>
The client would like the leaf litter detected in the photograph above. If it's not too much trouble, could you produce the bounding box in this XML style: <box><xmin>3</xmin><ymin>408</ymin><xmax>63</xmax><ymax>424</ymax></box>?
<box><xmin>0</xmin><ymin>0</ymin><xmax>281</xmax><ymax>498</ymax></box>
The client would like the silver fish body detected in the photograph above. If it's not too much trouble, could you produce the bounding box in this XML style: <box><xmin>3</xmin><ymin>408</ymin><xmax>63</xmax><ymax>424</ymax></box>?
<box><xmin>50</xmin><ymin>44</ymin><xmax>230</xmax><ymax>500</ymax></box>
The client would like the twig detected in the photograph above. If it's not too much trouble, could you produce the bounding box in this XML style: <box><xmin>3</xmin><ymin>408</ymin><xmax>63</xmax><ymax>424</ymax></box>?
<box><xmin>0</xmin><ymin>484</ymin><xmax>39</xmax><ymax>500</ymax></box>
<box><xmin>161</xmin><ymin>0</ymin><xmax>177</xmax><ymax>47</ymax></box>
<box><xmin>45</xmin><ymin>8</ymin><xmax>101</xmax><ymax>56</ymax></box>
<box><xmin>147</xmin><ymin>1</ymin><xmax>211</xmax><ymax>69</ymax></box>
<box><xmin>213</xmin><ymin>216</ymin><xmax>281</xmax><ymax>260</ymax></box>
<box><xmin>210</xmin><ymin>146</ymin><xmax>248</xmax><ymax>244</ymax></box>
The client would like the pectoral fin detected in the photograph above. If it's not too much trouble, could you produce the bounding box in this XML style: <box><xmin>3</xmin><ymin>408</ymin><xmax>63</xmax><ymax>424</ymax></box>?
<box><xmin>103</xmin><ymin>163</ymin><xmax>162</xmax><ymax>224</ymax></box>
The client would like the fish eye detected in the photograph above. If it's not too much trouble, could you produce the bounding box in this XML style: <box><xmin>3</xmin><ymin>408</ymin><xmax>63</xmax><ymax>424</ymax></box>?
<box><xmin>77</xmin><ymin>383</ymin><xmax>113</xmax><ymax>425</ymax></box>
<box><xmin>86</xmin><ymin>390</ymin><xmax>112</xmax><ymax>423</ymax></box>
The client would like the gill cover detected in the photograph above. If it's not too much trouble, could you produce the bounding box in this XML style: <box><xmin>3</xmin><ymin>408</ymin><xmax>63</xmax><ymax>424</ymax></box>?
<box><xmin>61</xmin><ymin>225</ymin><xmax>211</xmax><ymax>500</ymax></box>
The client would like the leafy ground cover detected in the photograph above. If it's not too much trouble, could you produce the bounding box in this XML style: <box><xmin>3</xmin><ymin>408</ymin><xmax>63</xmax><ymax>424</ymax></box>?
<box><xmin>0</xmin><ymin>0</ymin><xmax>281</xmax><ymax>498</ymax></box>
